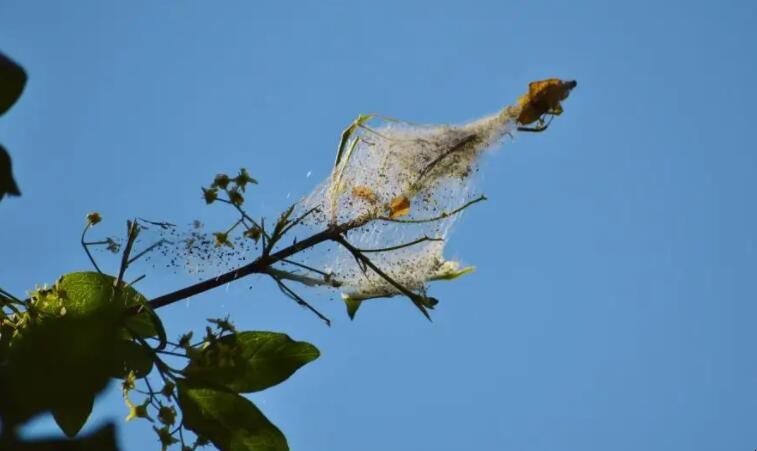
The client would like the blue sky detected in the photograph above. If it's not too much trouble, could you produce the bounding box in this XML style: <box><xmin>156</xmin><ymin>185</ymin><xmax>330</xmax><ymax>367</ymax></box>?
<box><xmin>1</xmin><ymin>0</ymin><xmax>756</xmax><ymax>450</ymax></box>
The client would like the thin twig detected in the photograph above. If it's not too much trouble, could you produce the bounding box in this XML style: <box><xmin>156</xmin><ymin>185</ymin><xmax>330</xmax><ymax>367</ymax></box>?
<box><xmin>0</xmin><ymin>293</ymin><xmax>23</xmax><ymax>316</ymax></box>
<box><xmin>0</xmin><ymin>287</ymin><xmax>22</xmax><ymax>303</ymax></box>
<box><xmin>281</xmin><ymin>258</ymin><xmax>331</xmax><ymax>277</ymax></box>
<box><xmin>264</xmin><ymin>205</ymin><xmax>295</xmax><ymax>255</ymax></box>
<box><xmin>260</xmin><ymin>218</ymin><xmax>267</xmax><ymax>253</ymax></box>
<box><xmin>82</xmin><ymin>239</ymin><xmax>111</xmax><ymax>245</ymax></box>
<box><xmin>271</xmin><ymin>275</ymin><xmax>331</xmax><ymax>326</ymax></box>
<box><xmin>412</xmin><ymin>134</ymin><xmax>478</xmax><ymax>189</ymax></box>
<box><xmin>356</xmin><ymin>236</ymin><xmax>443</xmax><ymax>253</ymax></box>
<box><xmin>265</xmin><ymin>267</ymin><xmax>340</xmax><ymax>288</ymax></box>
<box><xmin>335</xmin><ymin>236</ymin><xmax>433</xmax><ymax>320</ymax></box>
<box><xmin>136</xmin><ymin>218</ymin><xmax>176</xmax><ymax>229</ymax></box>
<box><xmin>278</xmin><ymin>206</ymin><xmax>319</xmax><ymax>239</ymax></box>
<box><xmin>128</xmin><ymin>239</ymin><xmax>171</xmax><ymax>265</ymax></box>
<box><xmin>132</xmin><ymin>332</ymin><xmax>182</xmax><ymax>376</ymax></box>
<box><xmin>379</xmin><ymin>195</ymin><xmax>487</xmax><ymax>224</ymax></box>
<box><xmin>81</xmin><ymin>224</ymin><xmax>102</xmax><ymax>274</ymax></box>
<box><xmin>126</xmin><ymin>274</ymin><xmax>146</xmax><ymax>288</ymax></box>
<box><xmin>156</xmin><ymin>349</ymin><xmax>190</xmax><ymax>358</ymax></box>
<box><xmin>223</xmin><ymin>199</ymin><xmax>272</xmax><ymax>242</ymax></box>
<box><xmin>116</xmin><ymin>220</ymin><xmax>140</xmax><ymax>289</ymax></box>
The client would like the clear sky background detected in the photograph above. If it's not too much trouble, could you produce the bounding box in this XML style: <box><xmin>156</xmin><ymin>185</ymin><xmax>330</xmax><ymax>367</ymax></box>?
<box><xmin>2</xmin><ymin>1</ymin><xmax>756</xmax><ymax>450</ymax></box>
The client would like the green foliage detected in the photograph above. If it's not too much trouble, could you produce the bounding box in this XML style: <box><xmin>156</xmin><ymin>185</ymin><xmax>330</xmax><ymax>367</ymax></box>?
<box><xmin>112</xmin><ymin>338</ymin><xmax>154</xmax><ymax>378</ymax></box>
<box><xmin>0</xmin><ymin>298</ymin><xmax>120</xmax><ymax>427</ymax></box>
<box><xmin>0</xmin><ymin>271</ymin><xmax>164</xmax><ymax>446</ymax></box>
<box><xmin>178</xmin><ymin>381</ymin><xmax>288</xmax><ymax>451</ymax></box>
<box><xmin>108</xmin><ymin>315</ymin><xmax>320</xmax><ymax>450</ymax></box>
<box><xmin>343</xmin><ymin>297</ymin><xmax>361</xmax><ymax>320</ymax></box>
<box><xmin>0</xmin><ymin>50</ymin><xmax>25</xmax><ymax>201</ymax></box>
<box><xmin>52</xmin><ymin>397</ymin><xmax>95</xmax><ymax>438</ymax></box>
<box><xmin>183</xmin><ymin>331</ymin><xmax>319</xmax><ymax>393</ymax></box>
<box><xmin>0</xmin><ymin>145</ymin><xmax>20</xmax><ymax>201</ymax></box>
<box><xmin>40</xmin><ymin>271</ymin><xmax>163</xmax><ymax>340</ymax></box>
<box><xmin>111</xmin><ymin>312</ymin><xmax>318</xmax><ymax>450</ymax></box>
<box><xmin>0</xmin><ymin>264</ymin><xmax>323</xmax><ymax>450</ymax></box>
<box><xmin>0</xmin><ymin>51</ymin><xmax>26</xmax><ymax>117</ymax></box>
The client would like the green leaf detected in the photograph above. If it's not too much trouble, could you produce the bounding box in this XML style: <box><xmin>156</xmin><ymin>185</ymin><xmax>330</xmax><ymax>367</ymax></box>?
<box><xmin>11</xmin><ymin>422</ymin><xmax>120</xmax><ymax>451</ymax></box>
<box><xmin>0</xmin><ymin>307</ymin><xmax>120</xmax><ymax>426</ymax></box>
<box><xmin>0</xmin><ymin>144</ymin><xmax>21</xmax><ymax>201</ymax></box>
<box><xmin>46</xmin><ymin>272</ymin><xmax>136</xmax><ymax>315</ymax></box>
<box><xmin>428</xmin><ymin>265</ymin><xmax>475</xmax><ymax>281</ymax></box>
<box><xmin>343</xmin><ymin>296</ymin><xmax>362</xmax><ymax>320</ymax></box>
<box><xmin>183</xmin><ymin>331</ymin><xmax>319</xmax><ymax>393</ymax></box>
<box><xmin>52</xmin><ymin>395</ymin><xmax>94</xmax><ymax>438</ymax></box>
<box><xmin>0</xmin><ymin>51</ymin><xmax>27</xmax><ymax>117</ymax></box>
<box><xmin>38</xmin><ymin>271</ymin><xmax>163</xmax><ymax>340</ymax></box>
<box><xmin>110</xmin><ymin>339</ymin><xmax>154</xmax><ymax>379</ymax></box>
<box><xmin>178</xmin><ymin>381</ymin><xmax>288</xmax><ymax>451</ymax></box>
<box><xmin>0</xmin><ymin>274</ymin><xmax>161</xmax><ymax>429</ymax></box>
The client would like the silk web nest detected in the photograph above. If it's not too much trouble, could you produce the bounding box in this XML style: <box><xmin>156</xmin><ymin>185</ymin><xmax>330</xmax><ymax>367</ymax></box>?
<box><xmin>294</xmin><ymin>106</ymin><xmax>520</xmax><ymax>304</ymax></box>
<box><xmin>121</xmin><ymin>106</ymin><xmax>521</xmax><ymax>314</ymax></box>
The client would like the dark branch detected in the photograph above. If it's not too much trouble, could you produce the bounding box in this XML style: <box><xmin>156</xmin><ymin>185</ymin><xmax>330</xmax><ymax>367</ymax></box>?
<box><xmin>139</xmin><ymin>215</ymin><xmax>370</xmax><ymax>312</ymax></box>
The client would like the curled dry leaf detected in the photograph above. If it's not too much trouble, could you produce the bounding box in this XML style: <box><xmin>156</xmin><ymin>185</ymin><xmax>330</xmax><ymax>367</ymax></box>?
<box><xmin>388</xmin><ymin>195</ymin><xmax>410</xmax><ymax>219</ymax></box>
<box><xmin>351</xmin><ymin>186</ymin><xmax>378</xmax><ymax>204</ymax></box>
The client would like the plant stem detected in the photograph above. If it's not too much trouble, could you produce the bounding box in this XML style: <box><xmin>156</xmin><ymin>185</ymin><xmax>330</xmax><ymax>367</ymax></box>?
<box><xmin>141</xmin><ymin>215</ymin><xmax>370</xmax><ymax>312</ymax></box>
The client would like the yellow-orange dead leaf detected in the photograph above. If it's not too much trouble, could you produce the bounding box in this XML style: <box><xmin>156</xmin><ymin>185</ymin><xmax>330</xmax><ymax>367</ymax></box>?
<box><xmin>516</xmin><ymin>78</ymin><xmax>576</xmax><ymax>128</ymax></box>
<box><xmin>388</xmin><ymin>195</ymin><xmax>411</xmax><ymax>219</ymax></box>
<box><xmin>351</xmin><ymin>186</ymin><xmax>378</xmax><ymax>204</ymax></box>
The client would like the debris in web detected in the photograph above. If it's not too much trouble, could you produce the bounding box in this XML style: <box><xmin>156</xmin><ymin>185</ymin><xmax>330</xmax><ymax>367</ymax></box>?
<box><xmin>290</xmin><ymin>105</ymin><xmax>521</xmax><ymax>312</ymax></box>
<box><xmin>97</xmin><ymin>219</ymin><xmax>262</xmax><ymax>279</ymax></box>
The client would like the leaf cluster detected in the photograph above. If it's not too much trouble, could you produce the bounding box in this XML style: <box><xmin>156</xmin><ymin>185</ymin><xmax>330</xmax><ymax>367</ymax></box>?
<box><xmin>1</xmin><ymin>268</ymin><xmax>318</xmax><ymax>451</ymax></box>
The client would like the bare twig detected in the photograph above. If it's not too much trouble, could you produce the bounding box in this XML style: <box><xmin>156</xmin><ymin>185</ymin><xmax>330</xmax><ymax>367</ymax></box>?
<box><xmin>116</xmin><ymin>220</ymin><xmax>140</xmax><ymax>289</ymax></box>
<box><xmin>277</xmin><ymin>206</ymin><xmax>319</xmax><ymax>240</ymax></box>
<box><xmin>335</xmin><ymin>236</ymin><xmax>434</xmax><ymax>320</ymax></box>
<box><xmin>270</xmin><ymin>275</ymin><xmax>331</xmax><ymax>326</ymax></box>
<box><xmin>265</xmin><ymin>267</ymin><xmax>340</xmax><ymax>288</ymax></box>
<box><xmin>412</xmin><ymin>134</ymin><xmax>478</xmax><ymax>189</ymax></box>
<box><xmin>379</xmin><ymin>195</ymin><xmax>486</xmax><ymax>224</ymax></box>
<box><xmin>281</xmin><ymin>258</ymin><xmax>331</xmax><ymax>277</ymax></box>
<box><xmin>128</xmin><ymin>238</ymin><xmax>171</xmax><ymax>265</ymax></box>
<box><xmin>82</xmin><ymin>239</ymin><xmax>112</xmax><ymax>245</ymax></box>
<box><xmin>356</xmin><ymin>236</ymin><xmax>443</xmax><ymax>253</ymax></box>
<box><xmin>126</xmin><ymin>274</ymin><xmax>146</xmax><ymax>288</ymax></box>
<box><xmin>0</xmin><ymin>287</ymin><xmax>22</xmax><ymax>303</ymax></box>
<box><xmin>224</xmin><ymin>199</ymin><xmax>272</xmax><ymax>242</ymax></box>
<box><xmin>81</xmin><ymin>224</ymin><xmax>102</xmax><ymax>273</ymax></box>
<box><xmin>0</xmin><ymin>289</ymin><xmax>23</xmax><ymax>316</ymax></box>
<box><xmin>136</xmin><ymin>218</ymin><xmax>176</xmax><ymax>229</ymax></box>
<box><xmin>264</xmin><ymin>205</ymin><xmax>295</xmax><ymax>255</ymax></box>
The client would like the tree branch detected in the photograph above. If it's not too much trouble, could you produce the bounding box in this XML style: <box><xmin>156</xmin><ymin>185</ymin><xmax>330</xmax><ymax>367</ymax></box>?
<box><xmin>139</xmin><ymin>215</ymin><xmax>370</xmax><ymax>312</ymax></box>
